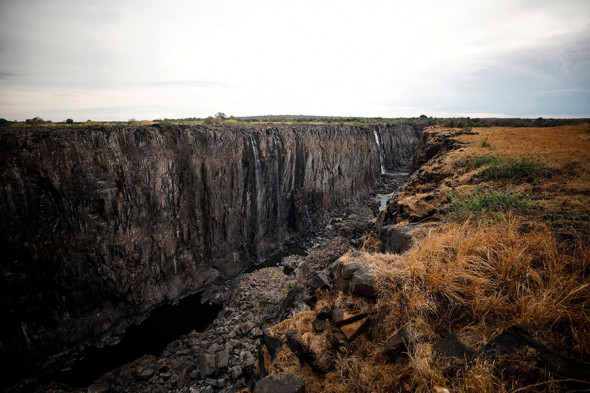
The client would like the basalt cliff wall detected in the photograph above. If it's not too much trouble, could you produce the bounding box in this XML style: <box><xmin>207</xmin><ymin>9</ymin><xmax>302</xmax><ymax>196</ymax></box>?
<box><xmin>0</xmin><ymin>123</ymin><xmax>421</xmax><ymax>377</ymax></box>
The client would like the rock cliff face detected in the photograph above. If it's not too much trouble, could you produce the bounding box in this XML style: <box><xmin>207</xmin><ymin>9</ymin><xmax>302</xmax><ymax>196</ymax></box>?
<box><xmin>0</xmin><ymin>123</ymin><xmax>421</xmax><ymax>379</ymax></box>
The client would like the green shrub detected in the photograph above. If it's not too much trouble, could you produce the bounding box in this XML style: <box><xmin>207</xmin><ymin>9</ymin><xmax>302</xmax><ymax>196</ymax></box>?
<box><xmin>485</xmin><ymin>156</ymin><xmax>548</xmax><ymax>179</ymax></box>
<box><xmin>471</xmin><ymin>155</ymin><xmax>549</xmax><ymax>179</ymax></box>
<box><xmin>442</xmin><ymin>185</ymin><xmax>536</xmax><ymax>221</ymax></box>
<box><xmin>471</xmin><ymin>155</ymin><xmax>503</xmax><ymax>167</ymax></box>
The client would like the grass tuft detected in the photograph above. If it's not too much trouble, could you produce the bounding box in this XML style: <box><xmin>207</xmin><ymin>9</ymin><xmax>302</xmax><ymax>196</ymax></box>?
<box><xmin>470</xmin><ymin>155</ymin><xmax>550</xmax><ymax>179</ymax></box>
<box><xmin>442</xmin><ymin>185</ymin><xmax>536</xmax><ymax>221</ymax></box>
<box><xmin>471</xmin><ymin>155</ymin><xmax>503</xmax><ymax>167</ymax></box>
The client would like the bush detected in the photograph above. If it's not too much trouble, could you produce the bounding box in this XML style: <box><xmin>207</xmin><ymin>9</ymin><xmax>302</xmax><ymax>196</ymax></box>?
<box><xmin>470</xmin><ymin>155</ymin><xmax>549</xmax><ymax>179</ymax></box>
<box><xmin>485</xmin><ymin>156</ymin><xmax>548</xmax><ymax>179</ymax></box>
<box><xmin>442</xmin><ymin>185</ymin><xmax>536</xmax><ymax>221</ymax></box>
<box><xmin>471</xmin><ymin>156</ymin><xmax>503</xmax><ymax>168</ymax></box>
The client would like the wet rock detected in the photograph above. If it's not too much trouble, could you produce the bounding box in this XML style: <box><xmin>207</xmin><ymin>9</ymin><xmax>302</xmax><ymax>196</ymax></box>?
<box><xmin>351</xmin><ymin>267</ymin><xmax>377</xmax><ymax>297</ymax></box>
<box><xmin>253</xmin><ymin>374</ymin><xmax>305</xmax><ymax>393</ymax></box>
<box><xmin>262</xmin><ymin>329</ymin><xmax>284</xmax><ymax>360</ymax></box>
<box><xmin>340</xmin><ymin>316</ymin><xmax>369</xmax><ymax>340</ymax></box>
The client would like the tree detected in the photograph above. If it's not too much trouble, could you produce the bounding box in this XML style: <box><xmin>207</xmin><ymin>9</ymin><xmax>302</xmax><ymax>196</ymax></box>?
<box><xmin>25</xmin><ymin>116</ymin><xmax>46</xmax><ymax>125</ymax></box>
<box><xmin>65</xmin><ymin>118</ymin><xmax>74</xmax><ymax>124</ymax></box>
<box><xmin>215</xmin><ymin>112</ymin><xmax>227</xmax><ymax>120</ymax></box>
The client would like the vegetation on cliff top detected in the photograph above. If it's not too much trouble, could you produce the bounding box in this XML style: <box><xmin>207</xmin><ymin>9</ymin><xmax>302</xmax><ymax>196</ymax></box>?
<box><xmin>260</xmin><ymin>123</ymin><xmax>590</xmax><ymax>392</ymax></box>
<box><xmin>1</xmin><ymin>115</ymin><xmax>588</xmax><ymax>130</ymax></box>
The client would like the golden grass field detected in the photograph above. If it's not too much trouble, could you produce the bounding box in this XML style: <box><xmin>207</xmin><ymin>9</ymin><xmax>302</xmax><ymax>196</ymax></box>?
<box><xmin>259</xmin><ymin>123</ymin><xmax>590</xmax><ymax>393</ymax></box>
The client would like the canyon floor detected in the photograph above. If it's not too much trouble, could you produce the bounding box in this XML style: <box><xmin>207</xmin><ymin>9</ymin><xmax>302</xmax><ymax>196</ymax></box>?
<box><xmin>257</xmin><ymin>123</ymin><xmax>590</xmax><ymax>393</ymax></box>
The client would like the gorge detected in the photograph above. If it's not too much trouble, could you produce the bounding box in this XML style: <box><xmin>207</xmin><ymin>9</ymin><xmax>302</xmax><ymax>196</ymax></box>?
<box><xmin>0</xmin><ymin>123</ymin><xmax>422</xmax><ymax>390</ymax></box>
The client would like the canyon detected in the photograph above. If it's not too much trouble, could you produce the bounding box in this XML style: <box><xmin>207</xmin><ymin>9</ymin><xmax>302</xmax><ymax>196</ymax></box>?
<box><xmin>0</xmin><ymin>123</ymin><xmax>422</xmax><ymax>389</ymax></box>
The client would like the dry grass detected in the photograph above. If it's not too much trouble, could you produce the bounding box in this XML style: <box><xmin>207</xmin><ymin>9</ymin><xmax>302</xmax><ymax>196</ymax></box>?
<box><xmin>263</xmin><ymin>124</ymin><xmax>590</xmax><ymax>392</ymax></box>
<box><xmin>266</xmin><ymin>218</ymin><xmax>590</xmax><ymax>392</ymax></box>
<box><xmin>456</xmin><ymin>124</ymin><xmax>590</xmax><ymax>221</ymax></box>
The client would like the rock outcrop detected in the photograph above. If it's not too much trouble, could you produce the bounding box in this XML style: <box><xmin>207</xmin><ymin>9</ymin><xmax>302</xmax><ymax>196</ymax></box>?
<box><xmin>0</xmin><ymin>123</ymin><xmax>422</xmax><ymax>382</ymax></box>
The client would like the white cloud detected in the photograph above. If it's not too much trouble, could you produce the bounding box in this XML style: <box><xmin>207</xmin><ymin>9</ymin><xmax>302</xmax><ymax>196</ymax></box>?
<box><xmin>0</xmin><ymin>0</ymin><xmax>589</xmax><ymax>120</ymax></box>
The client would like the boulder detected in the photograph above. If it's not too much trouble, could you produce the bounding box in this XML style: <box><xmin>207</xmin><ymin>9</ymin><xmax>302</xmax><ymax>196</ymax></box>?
<box><xmin>253</xmin><ymin>374</ymin><xmax>305</xmax><ymax>393</ymax></box>
<box><xmin>199</xmin><ymin>352</ymin><xmax>216</xmax><ymax>377</ymax></box>
<box><xmin>215</xmin><ymin>348</ymin><xmax>229</xmax><ymax>370</ymax></box>
<box><xmin>286</xmin><ymin>330</ymin><xmax>330</xmax><ymax>373</ymax></box>
<box><xmin>329</xmin><ymin>260</ymin><xmax>342</xmax><ymax>279</ymax></box>
<box><xmin>335</xmin><ymin>277</ymin><xmax>351</xmax><ymax>292</ymax></box>
<box><xmin>378</xmin><ymin>224</ymin><xmax>414</xmax><ymax>254</ymax></box>
<box><xmin>341</xmin><ymin>262</ymin><xmax>363</xmax><ymax>279</ymax></box>
<box><xmin>351</xmin><ymin>267</ymin><xmax>377</xmax><ymax>297</ymax></box>
<box><xmin>308</xmin><ymin>272</ymin><xmax>330</xmax><ymax>291</ymax></box>
<box><xmin>262</xmin><ymin>329</ymin><xmax>284</xmax><ymax>360</ymax></box>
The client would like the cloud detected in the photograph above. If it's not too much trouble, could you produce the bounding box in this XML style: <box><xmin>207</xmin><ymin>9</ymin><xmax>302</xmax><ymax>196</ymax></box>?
<box><xmin>531</xmin><ymin>88</ymin><xmax>590</xmax><ymax>97</ymax></box>
<box><xmin>142</xmin><ymin>80</ymin><xmax>229</xmax><ymax>88</ymax></box>
<box><xmin>0</xmin><ymin>70</ymin><xmax>16</xmax><ymax>80</ymax></box>
<box><xmin>0</xmin><ymin>0</ymin><xmax>589</xmax><ymax>120</ymax></box>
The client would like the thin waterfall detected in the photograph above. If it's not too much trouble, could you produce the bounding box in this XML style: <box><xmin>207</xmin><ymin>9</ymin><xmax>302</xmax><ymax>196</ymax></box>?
<box><xmin>248</xmin><ymin>134</ymin><xmax>264</xmax><ymax>249</ymax></box>
<box><xmin>273</xmin><ymin>132</ymin><xmax>283</xmax><ymax>243</ymax></box>
<box><xmin>373</xmin><ymin>127</ymin><xmax>386</xmax><ymax>174</ymax></box>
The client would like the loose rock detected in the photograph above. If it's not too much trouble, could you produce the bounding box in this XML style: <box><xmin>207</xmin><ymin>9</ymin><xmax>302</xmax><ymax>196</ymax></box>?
<box><xmin>253</xmin><ymin>374</ymin><xmax>305</xmax><ymax>393</ymax></box>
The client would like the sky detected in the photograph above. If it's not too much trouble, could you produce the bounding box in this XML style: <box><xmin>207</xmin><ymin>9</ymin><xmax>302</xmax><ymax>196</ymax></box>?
<box><xmin>0</xmin><ymin>0</ymin><xmax>589</xmax><ymax>121</ymax></box>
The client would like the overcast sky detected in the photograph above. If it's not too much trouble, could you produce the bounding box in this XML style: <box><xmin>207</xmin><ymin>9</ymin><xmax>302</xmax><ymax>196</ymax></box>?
<box><xmin>0</xmin><ymin>0</ymin><xmax>589</xmax><ymax>121</ymax></box>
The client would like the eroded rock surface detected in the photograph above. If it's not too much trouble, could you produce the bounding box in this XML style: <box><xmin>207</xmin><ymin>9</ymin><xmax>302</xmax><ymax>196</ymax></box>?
<box><xmin>0</xmin><ymin>123</ymin><xmax>422</xmax><ymax>388</ymax></box>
